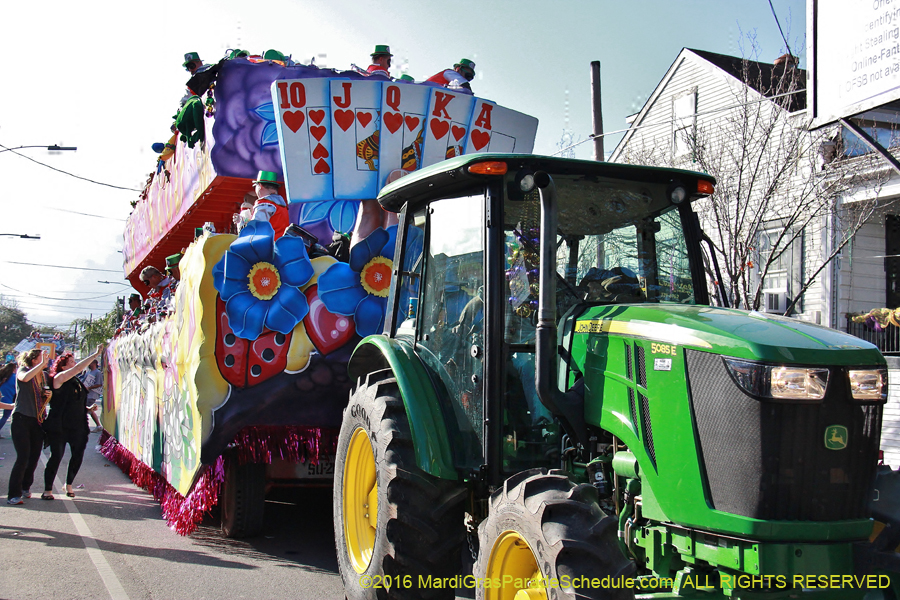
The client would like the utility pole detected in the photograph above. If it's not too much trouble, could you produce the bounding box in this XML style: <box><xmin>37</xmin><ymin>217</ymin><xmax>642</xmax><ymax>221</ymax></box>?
<box><xmin>590</xmin><ymin>61</ymin><xmax>604</xmax><ymax>161</ymax></box>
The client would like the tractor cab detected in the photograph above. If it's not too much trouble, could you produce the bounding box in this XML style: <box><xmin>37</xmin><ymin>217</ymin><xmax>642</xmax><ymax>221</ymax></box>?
<box><xmin>373</xmin><ymin>154</ymin><xmax>716</xmax><ymax>486</ymax></box>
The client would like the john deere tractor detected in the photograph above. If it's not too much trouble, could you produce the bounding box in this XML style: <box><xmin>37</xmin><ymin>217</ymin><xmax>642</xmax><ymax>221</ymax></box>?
<box><xmin>333</xmin><ymin>154</ymin><xmax>895</xmax><ymax>599</ymax></box>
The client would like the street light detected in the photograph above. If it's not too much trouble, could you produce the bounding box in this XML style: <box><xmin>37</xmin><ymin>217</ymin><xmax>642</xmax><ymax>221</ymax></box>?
<box><xmin>0</xmin><ymin>233</ymin><xmax>40</xmax><ymax>239</ymax></box>
<box><xmin>0</xmin><ymin>145</ymin><xmax>77</xmax><ymax>153</ymax></box>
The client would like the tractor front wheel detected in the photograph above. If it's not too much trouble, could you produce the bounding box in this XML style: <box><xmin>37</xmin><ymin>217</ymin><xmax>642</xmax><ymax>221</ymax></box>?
<box><xmin>334</xmin><ymin>369</ymin><xmax>466</xmax><ymax>599</ymax></box>
<box><xmin>475</xmin><ymin>469</ymin><xmax>634</xmax><ymax>600</ymax></box>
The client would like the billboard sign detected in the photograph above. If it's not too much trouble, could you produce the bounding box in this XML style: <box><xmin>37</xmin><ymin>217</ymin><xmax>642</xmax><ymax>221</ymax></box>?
<box><xmin>811</xmin><ymin>0</ymin><xmax>900</xmax><ymax>126</ymax></box>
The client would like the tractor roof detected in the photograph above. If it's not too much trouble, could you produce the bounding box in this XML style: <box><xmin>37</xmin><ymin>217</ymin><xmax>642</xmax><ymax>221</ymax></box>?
<box><xmin>376</xmin><ymin>153</ymin><xmax>716</xmax><ymax>213</ymax></box>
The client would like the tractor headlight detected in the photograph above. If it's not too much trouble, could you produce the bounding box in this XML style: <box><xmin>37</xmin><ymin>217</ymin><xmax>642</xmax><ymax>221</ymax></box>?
<box><xmin>724</xmin><ymin>358</ymin><xmax>829</xmax><ymax>402</ymax></box>
<box><xmin>848</xmin><ymin>368</ymin><xmax>887</xmax><ymax>402</ymax></box>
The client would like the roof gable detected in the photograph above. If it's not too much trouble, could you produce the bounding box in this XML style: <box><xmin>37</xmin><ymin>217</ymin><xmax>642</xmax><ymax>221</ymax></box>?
<box><xmin>610</xmin><ymin>48</ymin><xmax>806</xmax><ymax>162</ymax></box>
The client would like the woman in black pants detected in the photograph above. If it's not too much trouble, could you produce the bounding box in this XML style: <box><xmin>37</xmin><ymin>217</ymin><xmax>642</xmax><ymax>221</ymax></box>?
<box><xmin>41</xmin><ymin>346</ymin><xmax>103</xmax><ymax>500</ymax></box>
<box><xmin>6</xmin><ymin>348</ymin><xmax>53</xmax><ymax>505</ymax></box>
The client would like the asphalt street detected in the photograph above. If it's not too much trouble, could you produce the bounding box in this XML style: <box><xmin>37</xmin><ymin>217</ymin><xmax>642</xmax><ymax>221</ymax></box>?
<box><xmin>0</xmin><ymin>421</ymin><xmax>344</xmax><ymax>600</ymax></box>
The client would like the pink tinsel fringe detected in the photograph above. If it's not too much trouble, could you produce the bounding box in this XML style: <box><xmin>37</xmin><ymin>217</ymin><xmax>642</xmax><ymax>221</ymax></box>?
<box><xmin>98</xmin><ymin>426</ymin><xmax>337</xmax><ymax>536</ymax></box>
<box><xmin>230</xmin><ymin>426</ymin><xmax>338</xmax><ymax>466</ymax></box>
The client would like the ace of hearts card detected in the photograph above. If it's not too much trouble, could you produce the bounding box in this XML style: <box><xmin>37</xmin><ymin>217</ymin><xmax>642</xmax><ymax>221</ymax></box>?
<box><xmin>463</xmin><ymin>100</ymin><xmax>538</xmax><ymax>155</ymax></box>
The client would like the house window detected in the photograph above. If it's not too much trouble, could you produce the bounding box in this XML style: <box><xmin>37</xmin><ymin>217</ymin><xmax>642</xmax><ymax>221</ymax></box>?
<box><xmin>757</xmin><ymin>225</ymin><xmax>803</xmax><ymax>315</ymax></box>
<box><xmin>672</xmin><ymin>89</ymin><xmax>697</xmax><ymax>160</ymax></box>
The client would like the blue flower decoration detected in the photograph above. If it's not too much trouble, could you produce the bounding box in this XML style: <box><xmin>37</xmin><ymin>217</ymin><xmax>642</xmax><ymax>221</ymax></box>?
<box><xmin>317</xmin><ymin>225</ymin><xmax>423</xmax><ymax>337</ymax></box>
<box><xmin>213</xmin><ymin>220</ymin><xmax>315</xmax><ymax>339</ymax></box>
<box><xmin>253</xmin><ymin>102</ymin><xmax>279</xmax><ymax>148</ymax></box>
<box><xmin>299</xmin><ymin>200</ymin><xmax>360</xmax><ymax>234</ymax></box>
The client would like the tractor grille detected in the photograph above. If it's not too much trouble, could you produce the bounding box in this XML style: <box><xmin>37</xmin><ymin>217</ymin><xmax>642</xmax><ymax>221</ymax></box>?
<box><xmin>686</xmin><ymin>350</ymin><xmax>881</xmax><ymax>521</ymax></box>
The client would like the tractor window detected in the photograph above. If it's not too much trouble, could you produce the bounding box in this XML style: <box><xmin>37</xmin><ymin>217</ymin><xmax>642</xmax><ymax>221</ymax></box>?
<box><xmin>416</xmin><ymin>193</ymin><xmax>485</xmax><ymax>455</ymax></box>
<box><xmin>504</xmin><ymin>195</ymin><xmax>695</xmax><ymax>308</ymax></box>
<box><xmin>561</xmin><ymin>207</ymin><xmax>695</xmax><ymax>304</ymax></box>
<box><xmin>394</xmin><ymin>208</ymin><xmax>427</xmax><ymax>337</ymax></box>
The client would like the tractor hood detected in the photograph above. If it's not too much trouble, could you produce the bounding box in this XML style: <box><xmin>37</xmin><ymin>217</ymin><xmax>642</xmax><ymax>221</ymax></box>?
<box><xmin>574</xmin><ymin>304</ymin><xmax>885</xmax><ymax>366</ymax></box>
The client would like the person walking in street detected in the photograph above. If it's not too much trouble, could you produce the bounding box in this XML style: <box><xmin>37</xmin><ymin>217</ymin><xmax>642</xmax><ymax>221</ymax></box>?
<box><xmin>83</xmin><ymin>359</ymin><xmax>103</xmax><ymax>432</ymax></box>
<box><xmin>6</xmin><ymin>348</ymin><xmax>52</xmax><ymax>505</ymax></box>
<box><xmin>41</xmin><ymin>346</ymin><xmax>103</xmax><ymax>500</ymax></box>
<box><xmin>0</xmin><ymin>362</ymin><xmax>17</xmax><ymax>437</ymax></box>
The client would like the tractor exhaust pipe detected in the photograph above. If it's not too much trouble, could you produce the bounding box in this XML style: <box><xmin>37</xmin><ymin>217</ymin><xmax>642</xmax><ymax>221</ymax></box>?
<box><xmin>535</xmin><ymin>172</ymin><xmax>587</xmax><ymax>446</ymax></box>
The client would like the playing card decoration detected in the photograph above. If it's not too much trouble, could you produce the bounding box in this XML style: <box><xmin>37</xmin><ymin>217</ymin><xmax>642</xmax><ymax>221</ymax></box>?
<box><xmin>272</xmin><ymin>77</ymin><xmax>538</xmax><ymax>204</ymax></box>
<box><xmin>464</xmin><ymin>99</ymin><xmax>538</xmax><ymax>154</ymax></box>
<box><xmin>273</xmin><ymin>78</ymin><xmax>334</xmax><ymax>202</ymax></box>
<box><xmin>421</xmin><ymin>89</ymin><xmax>475</xmax><ymax>167</ymax></box>
<box><xmin>378</xmin><ymin>82</ymin><xmax>430</xmax><ymax>188</ymax></box>
<box><xmin>329</xmin><ymin>80</ymin><xmax>383</xmax><ymax>199</ymax></box>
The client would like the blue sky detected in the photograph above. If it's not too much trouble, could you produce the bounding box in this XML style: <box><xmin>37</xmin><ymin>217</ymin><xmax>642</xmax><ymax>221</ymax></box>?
<box><xmin>0</xmin><ymin>0</ymin><xmax>805</xmax><ymax>328</ymax></box>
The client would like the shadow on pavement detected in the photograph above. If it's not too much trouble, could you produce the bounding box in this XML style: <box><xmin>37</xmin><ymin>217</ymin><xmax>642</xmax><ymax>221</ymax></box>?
<box><xmin>188</xmin><ymin>486</ymin><xmax>340</xmax><ymax>574</ymax></box>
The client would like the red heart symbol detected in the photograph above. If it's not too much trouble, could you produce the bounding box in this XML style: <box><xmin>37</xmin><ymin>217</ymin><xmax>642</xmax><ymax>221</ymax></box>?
<box><xmin>310</xmin><ymin>126</ymin><xmax>326</xmax><ymax>141</ymax></box>
<box><xmin>405</xmin><ymin>116</ymin><xmax>420</xmax><ymax>131</ymax></box>
<box><xmin>384</xmin><ymin>112</ymin><xmax>402</xmax><ymax>134</ymax></box>
<box><xmin>451</xmin><ymin>125</ymin><xmax>466</xmax><ymax>141</ymax></box>
<box><xmin>471</xmin><ymin>129</ymin><xmax>491</xmax><ymax>151</ymax></box>
<box><xmin>314</xmin><ymin>158</ymin><xmax>330</xmax><ymax>174</ymax></box>
<box><xmin>283</xmin><ymin>110</ymin><xmax>305</xmax><ymax>133</ymax></box>
<box><xmin>357</xmin><ymin>111</ymin><xmax>373</xmax><ymax>129</ymax></box>
<box><xmin>312</xmin><ymin>144</ymin><xmax>329</xmax><ymax>159</ymax></box>
<box><xmin>334</xmin><ymin>109</ymin><xmax>354</xmax><ymax>131</ymax></box>
<box><xmin>430</xmin><ymin>119</ymin><xmax>450</xmax><ymax>140</ymax></box>
<box><xmin>309</xmin><ymin>109</ymin><xmax>325</xmax><ymax>124</ymax></box>
<box><xmin>303</xmin><ymin>285</ymin><xmax>355</xmax><ymax>355</ymax></box>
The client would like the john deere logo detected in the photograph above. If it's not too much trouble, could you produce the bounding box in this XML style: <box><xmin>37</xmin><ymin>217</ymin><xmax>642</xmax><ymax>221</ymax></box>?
<box><xmin>825</xmin><ymin>425</ymin><xmax>848</xmax><ymax>450</ymax></box>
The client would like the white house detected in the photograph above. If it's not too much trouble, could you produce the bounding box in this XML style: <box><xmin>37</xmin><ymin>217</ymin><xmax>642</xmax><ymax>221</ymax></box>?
<box><xmin>610</xmin><ymin>47</ymin><xmax>900</xmax><ymax>464</ymax></box>
<box><xmin>610</xmin><ymin>47</ymin><xmax>897</xmax><ymax>329</ymax></box>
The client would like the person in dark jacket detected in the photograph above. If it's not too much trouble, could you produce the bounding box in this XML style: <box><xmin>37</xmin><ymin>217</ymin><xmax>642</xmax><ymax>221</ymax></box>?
<box><xmin>41</xmin><ymin>346</ymin><xmax>103</xmax><ymax>500</ymax></box>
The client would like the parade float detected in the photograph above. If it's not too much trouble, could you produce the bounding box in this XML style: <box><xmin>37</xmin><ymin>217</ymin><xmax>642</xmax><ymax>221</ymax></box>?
<box><xmin>100</xmin><ymin>54</ymin><xmax>538</xmax><ymax>536</ymax></box>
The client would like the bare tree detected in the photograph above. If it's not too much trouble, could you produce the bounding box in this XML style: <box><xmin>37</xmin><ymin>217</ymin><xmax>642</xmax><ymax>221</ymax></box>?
<box><xmin>616</xmin><ymin>49</ymin><xmax>894</xmax><ymax>316</ymax></box>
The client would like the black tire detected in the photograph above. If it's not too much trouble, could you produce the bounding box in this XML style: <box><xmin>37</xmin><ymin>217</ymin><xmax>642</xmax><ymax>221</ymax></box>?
<box><xmin>475</xmin><ymin>469</ymin><xmax>635</xmax><ymax>600</ymax></box>
<box><xmin>220</xmin><ymin>458</ymin><xmax>267</xmax><ymax>538</ymax></box>
<box><xmin>334</xmin><ymin>369</ymin><xmax>467</xmax><ymax>600</ymax></box>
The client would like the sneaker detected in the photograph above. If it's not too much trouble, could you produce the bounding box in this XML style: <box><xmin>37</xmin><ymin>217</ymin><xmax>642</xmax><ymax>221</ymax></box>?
<box><xmin>7</xmin><ymin>497</ymin><xmax>23</xmax><ymax>505</ymax></box>
<box><xmin>21</xmin><ymin>490</ymin><xmax>31</xmax><ymax>499</ymax></box>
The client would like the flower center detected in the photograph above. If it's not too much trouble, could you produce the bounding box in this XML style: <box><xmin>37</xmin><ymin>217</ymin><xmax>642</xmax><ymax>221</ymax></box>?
<box><xmin>248</xmin><ymin>262</ymin><xmax>281</xmax><ymax>300</ymax></box>
<box><xmin>360</xmin><ymin>256</ymin><xmax>393</xmax><ymax>298</ymax></box>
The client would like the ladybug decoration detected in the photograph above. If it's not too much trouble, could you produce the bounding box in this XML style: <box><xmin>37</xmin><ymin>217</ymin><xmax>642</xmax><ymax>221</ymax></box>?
<box><xmin>214</xmin><ymin>297</ymin><xmax>291</xmax><ymax>388</ymax></box>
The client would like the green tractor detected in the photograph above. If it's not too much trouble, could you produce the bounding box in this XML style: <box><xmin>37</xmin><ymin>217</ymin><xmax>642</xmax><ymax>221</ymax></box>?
<box><xmin>333</xmin><ymin>154</ymin><xmax>894</xmax><ymax>599</ymax></box>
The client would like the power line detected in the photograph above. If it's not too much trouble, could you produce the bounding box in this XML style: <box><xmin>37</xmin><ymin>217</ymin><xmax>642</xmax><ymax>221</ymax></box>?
<box><xmin>0</xmin><ymin>284</ymin><xmax>129</xmax><ymax>296</ymax></box>
<box><xmin>0</xmin><ymin>261</ymin><xmax>122</xmax><ymax>273</ymax></box>
<box><xmin>14</xmin><ymin>304</ymin><xmax>113</xmax><ymax>315</ymax></box>
<box><xmin>0</xmin><ymin>282</ymin><xmax>127</xmax><ymax>301</ymax></box>
<box><xmin>0</xmin><ymin>143</ymin><xmax>143</xmax><ymax>192</ymax></box>
<box><xmin>46</xmin><ymin>207</ymin><xmax>127</xmax><ymax>222</ymax></box>
<box><xmin>768</xmin><ymin>0</ymin><xmax>793</xmax><ymax>59</ymax></box>
<box><xmin>1</xmin><ymin>295</ymin><xmax>117</xmax><ymax>308</ymax></box>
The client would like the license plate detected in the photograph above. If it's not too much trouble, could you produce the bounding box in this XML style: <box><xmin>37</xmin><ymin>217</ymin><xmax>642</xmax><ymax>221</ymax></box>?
<box><xmin>297</xmin><ymin>457</ymin><xmax>335</xmax><ymax>479</ymax></box>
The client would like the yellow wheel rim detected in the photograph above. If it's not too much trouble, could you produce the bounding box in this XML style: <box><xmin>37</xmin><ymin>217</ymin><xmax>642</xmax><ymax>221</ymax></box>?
<box><xmin>343</xmin><ymin>427</ymin><xmax>378</xmax><ymax>573</ymax></box>
<box><xmin>485</xmin><ymin>530</ymin><xmax>547</xmax><ymax>600</ymax></box>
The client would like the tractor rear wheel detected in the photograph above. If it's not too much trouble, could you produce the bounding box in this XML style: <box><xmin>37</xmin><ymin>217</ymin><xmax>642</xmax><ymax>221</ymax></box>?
<box><xmin>220</xmin><ymin>458</ymin><xmax>266</xmax><ymax>538</ymax></box>
<box><xmin>334</xmin><ymin>369</ymin><xmax>466</xmax><ymax>599</ymax></box>
<box><xmin>475</xmin><ymin>469</ymin><xmax>634</xmax><ymax>600</ymax></box>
